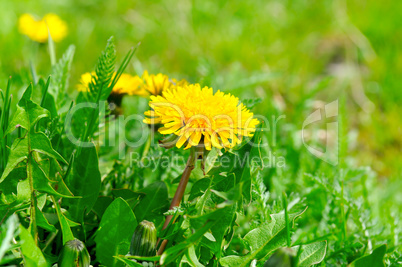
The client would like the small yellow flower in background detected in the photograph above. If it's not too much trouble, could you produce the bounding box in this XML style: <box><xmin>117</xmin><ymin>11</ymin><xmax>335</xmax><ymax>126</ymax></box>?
<box><xmin>141</xmin><ymin>70</ymin><xmax>188</xmax><ymax>96</ymax></box>
<box><xmin>113</xmin><ymin>74</ymin><xmax>146</xmax><ymax>96</ymax></box>
<box><xmin>77</xmin><ymin>72</ymin><xmax>145</xmax><ymax>96</ymax></box>
<box><xmin>18</xmin><ymin>13</ymin><xmax>67</xmax><ymax>43</ymax></box>
<box><xmin>143</xmin><ymin>83</ymin><xmax>259</xmax><ymax>150</ymax></box>
<box><xmin>76</xmin><ymin>72</ymin><xmax>94</xmax><ymax>92</ymax></box>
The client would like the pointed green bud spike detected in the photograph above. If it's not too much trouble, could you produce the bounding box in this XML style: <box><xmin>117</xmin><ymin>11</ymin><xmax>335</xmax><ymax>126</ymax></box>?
<box><xmin>130</xmin><ymin>220</ymin><xmax>157</xmax><ymax>257</ymax></box>
<box><xmin>58</xmin><ymin>239</ymin><xmax>91</xmax><ymax>267</ymax></box>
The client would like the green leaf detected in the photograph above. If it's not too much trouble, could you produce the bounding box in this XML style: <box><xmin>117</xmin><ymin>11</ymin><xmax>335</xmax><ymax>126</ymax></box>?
<box><xmin>350</xmin><ymin>244</ymin><xmax>387</xmax><ymax>267</ymax></box>
<box><xmin>114</xmin><ymin>254</ymin><xmax>161</xmax><ymax>266</ymax></box>
<box><xmin>35</xmin><ymin>206</ymin><xmax>56</xmax><ymax>232</ymax></box>
<box><xmin>53</xmin><ymin>197</ymin><xmax>75</xmax><ymax>245</ymax></box>
<box><xmin>95</xmin><ymin>198</ymin><xmax>137</xmax><ymax>267</ymax></box>
<box><xmin>134</xmin><ymin>181</ymin><xmax>168</xmax><ymax>224</ymax></box>
<box><xmin>294</xmin><ymin>241</ymin><xmax>327</xmax><ymax>267</ymax></box>
<box><xmin>229</xmin><ymin>126</ymin><xmax>263</xmax><ymax>204</ymax></box>
<box><xmin>113</xmin><ymin>256</ymin><xmax>143</xmax><ymax>267</ymax></box>
<box><xmin>32</xmin><ymin>159</ymin><xmax>73</xmax><ymax>198</ymax></box>
<box><xmin>220</xmin><ymin>208</ymin><xmax>307</xmax><ymax>267</ymax></box>
<box><xmin>0</xmin><ymin>137</ymin><xmax>28</xmax><ymax>183</ymax></box>
<box><xmin>201</xmin><ymin>204</ymin><xmax>237</xmax><ymax>258</ymax></box>
<box><xmin>112</xmin><ymin>188</ymin><xmax>143</xmax><ymax>200</ymax></box>
<box><xmin>182</xmin><ymin>245</ymin><xmax>204</xmax><ymax>267</ymax></box>
<box><xmin>89</xmin><ymin>36</ymin><xmax>116</xmax><ymax>101</ymax></box>
<box><xmin>31</xmin><ymin>132</ymin><xmax>67</xmax><ymax>164</ymax></box>
<box><xmin>244</xmin><ymin>209</ymin><xmax>306</xmax><ymax>259</ymax></box>
<box><xmin>64</xmin><ymin>146</ymin><xmax>101</xmax><ymax>222</ymax></box>
<box><xmin>19</xmin><ymin>225</ymin><xmax>47</xmax><ymax>267</ymax></box>
<box><xmin>189</xmin><ymin>178</ymin><xmax>211</xmax><ymax>201</ymax></box>
<box><xmin>195</xmin><ymin>184</ymin><xmax>212</xmax><ymax>216</ymax></box>
<box><xmin>0</xmin><ymin>214</ymin><xmax>19</xmax><ymax>262</ymax></box>
<box><xmin>0</xmin><ymin>77</ymin><xmax>12</xmax><ymax>175</ymax></box>
<box><xmin>161</xmin><ymin>205</ymin><xmax>233</xmax><ymax>265</ymax></box>
<box><xmin>5</xmin><ymin>84</ymin><xmax>49</xmax><ymax>135</ymax></box>
<box><xmin>41</xmin><ymin>83</ymin><xmax>58</xmax><ymax>119</ymax></box>
<box><xmin>112</xmin><ymin>189</ymin><xmax>144</xmax><ymax>209</ymax></box>
<box><xmin>212</xmin><ymin>174</ymin><xmax>236</xmax><ymax>203</ymax></box>
<box><xmin>218</xmin><ymin>255</ymin><xmax>244</xmax><ymax>266</ymax></box>
<box><xmin>92</xmin><ymin>196</ymin><xmax>114</xmax><ymax>218</ymax></box>
<box><xmin>53</xmin><ymin>171</ymin><xmax>75</xmax><ymax>199</ymax></box>
<box><xmin>242</xmin><ymin>129</ymin><xmax>263</xmax><ymax>203</ymax></box>
<box><xmin>49</xmin><ymin>45</ymin><xmax>75</xmax><ymax>106</ymax></box>
<box><xmin>17</xmin><ymin>179</ymin><xmax>30</xmax><ymax>203</ymax></box>
<box><xmin>0</xmin><ymin>171</ymin><xmax>20</xmax><ymax>207</ymax></box>
<box><xmin>0</xmin><ymin>132</ymin><xmax>66</xmax><ymax>184</ymax></box>
<box><xmin>123</xmin><ymin>255</ymin><xmax>161</xmax><ymax>261</ymax></box>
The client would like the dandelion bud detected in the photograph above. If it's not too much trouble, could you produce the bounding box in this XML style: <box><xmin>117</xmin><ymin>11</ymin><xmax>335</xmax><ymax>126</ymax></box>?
<box><xmin>58</xmin><ymin>239</ymin><xmax>90</xmax><ymax>267</ymax></box>
<box><xmin>130</xmin><ymin>220</ymin><xmax>157</xmax><ymax>257</ymax></box>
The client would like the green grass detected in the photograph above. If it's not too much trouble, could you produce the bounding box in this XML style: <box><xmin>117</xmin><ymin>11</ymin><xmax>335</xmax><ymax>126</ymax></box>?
<box><xmin>0</xmin><ymin>0</ymin><xmax>401</xmax><ymax>266</ymax></box>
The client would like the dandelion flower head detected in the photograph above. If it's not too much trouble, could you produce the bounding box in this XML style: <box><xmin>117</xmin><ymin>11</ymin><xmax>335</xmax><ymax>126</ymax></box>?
<box><xmin>143</xmin><ymin>83</ymin><xmax>259</xmax><ymax>150</ymax></box>
<box><xmin>18</xmin><ymin>13</ymin><xmax>67</xmax><ymax>43</ymax></box>
<box><xmin>77</xmin><ymin>72</ymin><xmax>145</xmax><ymax>96</ymax></box>
<box><xmin>141</xmin><ymin>70</ymin><xmax>188</xmax><ymax>96</ymax></box>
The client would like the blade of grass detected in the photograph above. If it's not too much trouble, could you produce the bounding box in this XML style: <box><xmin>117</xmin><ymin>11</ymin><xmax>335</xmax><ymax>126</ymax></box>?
<box><xmin>40</xmin><ymin>76</ymin><xmax>51</xmax><ymax>107</ymax></box>
<box><xmin>47</xmin><ymin>27</ymin><xmax>56</xmax><ymax>66</ymax></box>
<box><xmin>109</xmin><ymin>43</ymin><xmax>140</xmax><ymax>90</ymax></box>
<box><xmin>29</xmin><ymin>61</ymin><xmax>38</xmax><ymax>85</ymax></box>
<box><xmin>77</xmin><ymin>42</ymin><xmax>139</xmax><ymax>155</ymax></box>
<box><xmin>55</xmin><ymin>101</ymin><xmax>74</xmax><ymax>152</ymax></box>
<box><xmin>3</xmin><ymin>94</ymin><xmax>12</xmax><ymax>164</ymax></box>
<box><xmin>76</xmin><ymin>83</ymin><xmax>104</xmax><ymax>156</ymax></box>
<box><xmin>0</xmin><ymin>77</ymin><xmax>12</xmax><ymax>172</ymax></box>
<box><xmin>35</xmin><ymin>77</ymin><xmax>52</xmax><ymax>132</ymax></box>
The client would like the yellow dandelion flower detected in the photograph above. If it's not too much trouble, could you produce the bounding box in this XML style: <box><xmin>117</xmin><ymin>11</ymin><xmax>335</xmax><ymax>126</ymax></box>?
<box><xmin>77</xmin><ymin>72</ymin><xmax>94</xmax><ymax>92</ymax></box>
<box><xmin>171</xmin><ymin>78</ymin><xmax>189</xmax><ymax>87</ymax></box>
<box><xmin>18</xmin><ymin>13</ymin><xmax>67</xmax><ymax>43</ymax></box>
<box><xmin>112</xmin><ymin>74</ymin><xmax>146</xmax><ymax>96</ymax></box>
<box><xmin>143</xmin><ymin>83</ymin><xmax>259</xmax><ymax>150</ymax></box>
<box><xmin>77</xmin><ymin>72</ymin><xmax>145</xmax><ymax>96</ymax></box>
<box><xmin>141</xmin><ymin>70</ymin><xmax>188</xmax><ymax>96</ymax></box>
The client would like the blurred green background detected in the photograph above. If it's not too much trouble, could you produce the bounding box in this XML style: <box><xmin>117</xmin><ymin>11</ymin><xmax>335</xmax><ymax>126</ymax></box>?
<box><xmin>0</xmin><ymin>0</ymin><xmax>401</xmax><ymax>183</ymax></box>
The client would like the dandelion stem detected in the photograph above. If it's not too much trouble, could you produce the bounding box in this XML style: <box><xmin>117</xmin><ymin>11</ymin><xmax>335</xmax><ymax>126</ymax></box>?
<box><xmin>157</xmin><ymin>148</ymin><xmax>196</xmax><ymax>255</ymax></box>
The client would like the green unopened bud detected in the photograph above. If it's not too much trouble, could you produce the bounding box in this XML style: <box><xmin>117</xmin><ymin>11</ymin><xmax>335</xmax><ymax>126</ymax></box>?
<box><xmin>130</xmin><ymin>220</ymin><xmax>157</xmax><ymax>257</ymax></box>
<box><xmin>58</xmin><ymin>239</ymin><xmax>90</xmax><ymax>267</ymax></box>
<box><xmin>264</xmin><ymin>247</ymin><xmax>296</xmax><ymax>267</ymax></box>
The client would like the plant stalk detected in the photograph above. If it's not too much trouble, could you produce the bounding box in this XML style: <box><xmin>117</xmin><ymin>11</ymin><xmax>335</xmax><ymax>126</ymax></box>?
<box><xmin>77</xmin><ymin>82</ymin><xmax>104</xmax><ymax>156</ymax></box>
<box><xmin>27</xmin><ymin>154</ymin><xmax>38</xmax><ymax>244</ymax></box>
<box><xmin>157</xmin><ymin>149</ymin><xmax>197</xmax><ymax>255</ymax></box>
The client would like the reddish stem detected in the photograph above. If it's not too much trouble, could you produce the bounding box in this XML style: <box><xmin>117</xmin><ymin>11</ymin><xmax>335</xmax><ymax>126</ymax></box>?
<box><xmin>157</xmin><ymin>150</ymin><xmax>196</xmax><ymax>255</ymax></box>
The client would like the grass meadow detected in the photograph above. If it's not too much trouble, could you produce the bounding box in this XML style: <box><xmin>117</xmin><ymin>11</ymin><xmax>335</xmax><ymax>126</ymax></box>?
<box><xmin>0</xmin><ymin>0</ymin><xmax>401</xmax><ymax>266</ymax></box>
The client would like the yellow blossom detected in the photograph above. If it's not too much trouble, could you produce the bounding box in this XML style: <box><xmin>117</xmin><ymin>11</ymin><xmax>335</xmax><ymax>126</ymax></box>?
<box><xmin>18</xmin><ymin>13</ymin><xmax>67</xmax><ymax>43</ymax></box>
<box><xmin>77</xmin><ymin>72</ymin><xmax>146</xmax><ymax>96</ymax></box>
<box><xmin>143</xmin><ymin>83</ymin><xmax>259</xmax><ymax>150</ymax></box>
<box><xmin>76</xmin><ymin>72</ymin><xmax>94</xmax><ymax>92</ymax></box>
<box><xmin>141</xmin><ymin>70</ymin><xmax>188</xmax><ymax>96</ymax></box>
